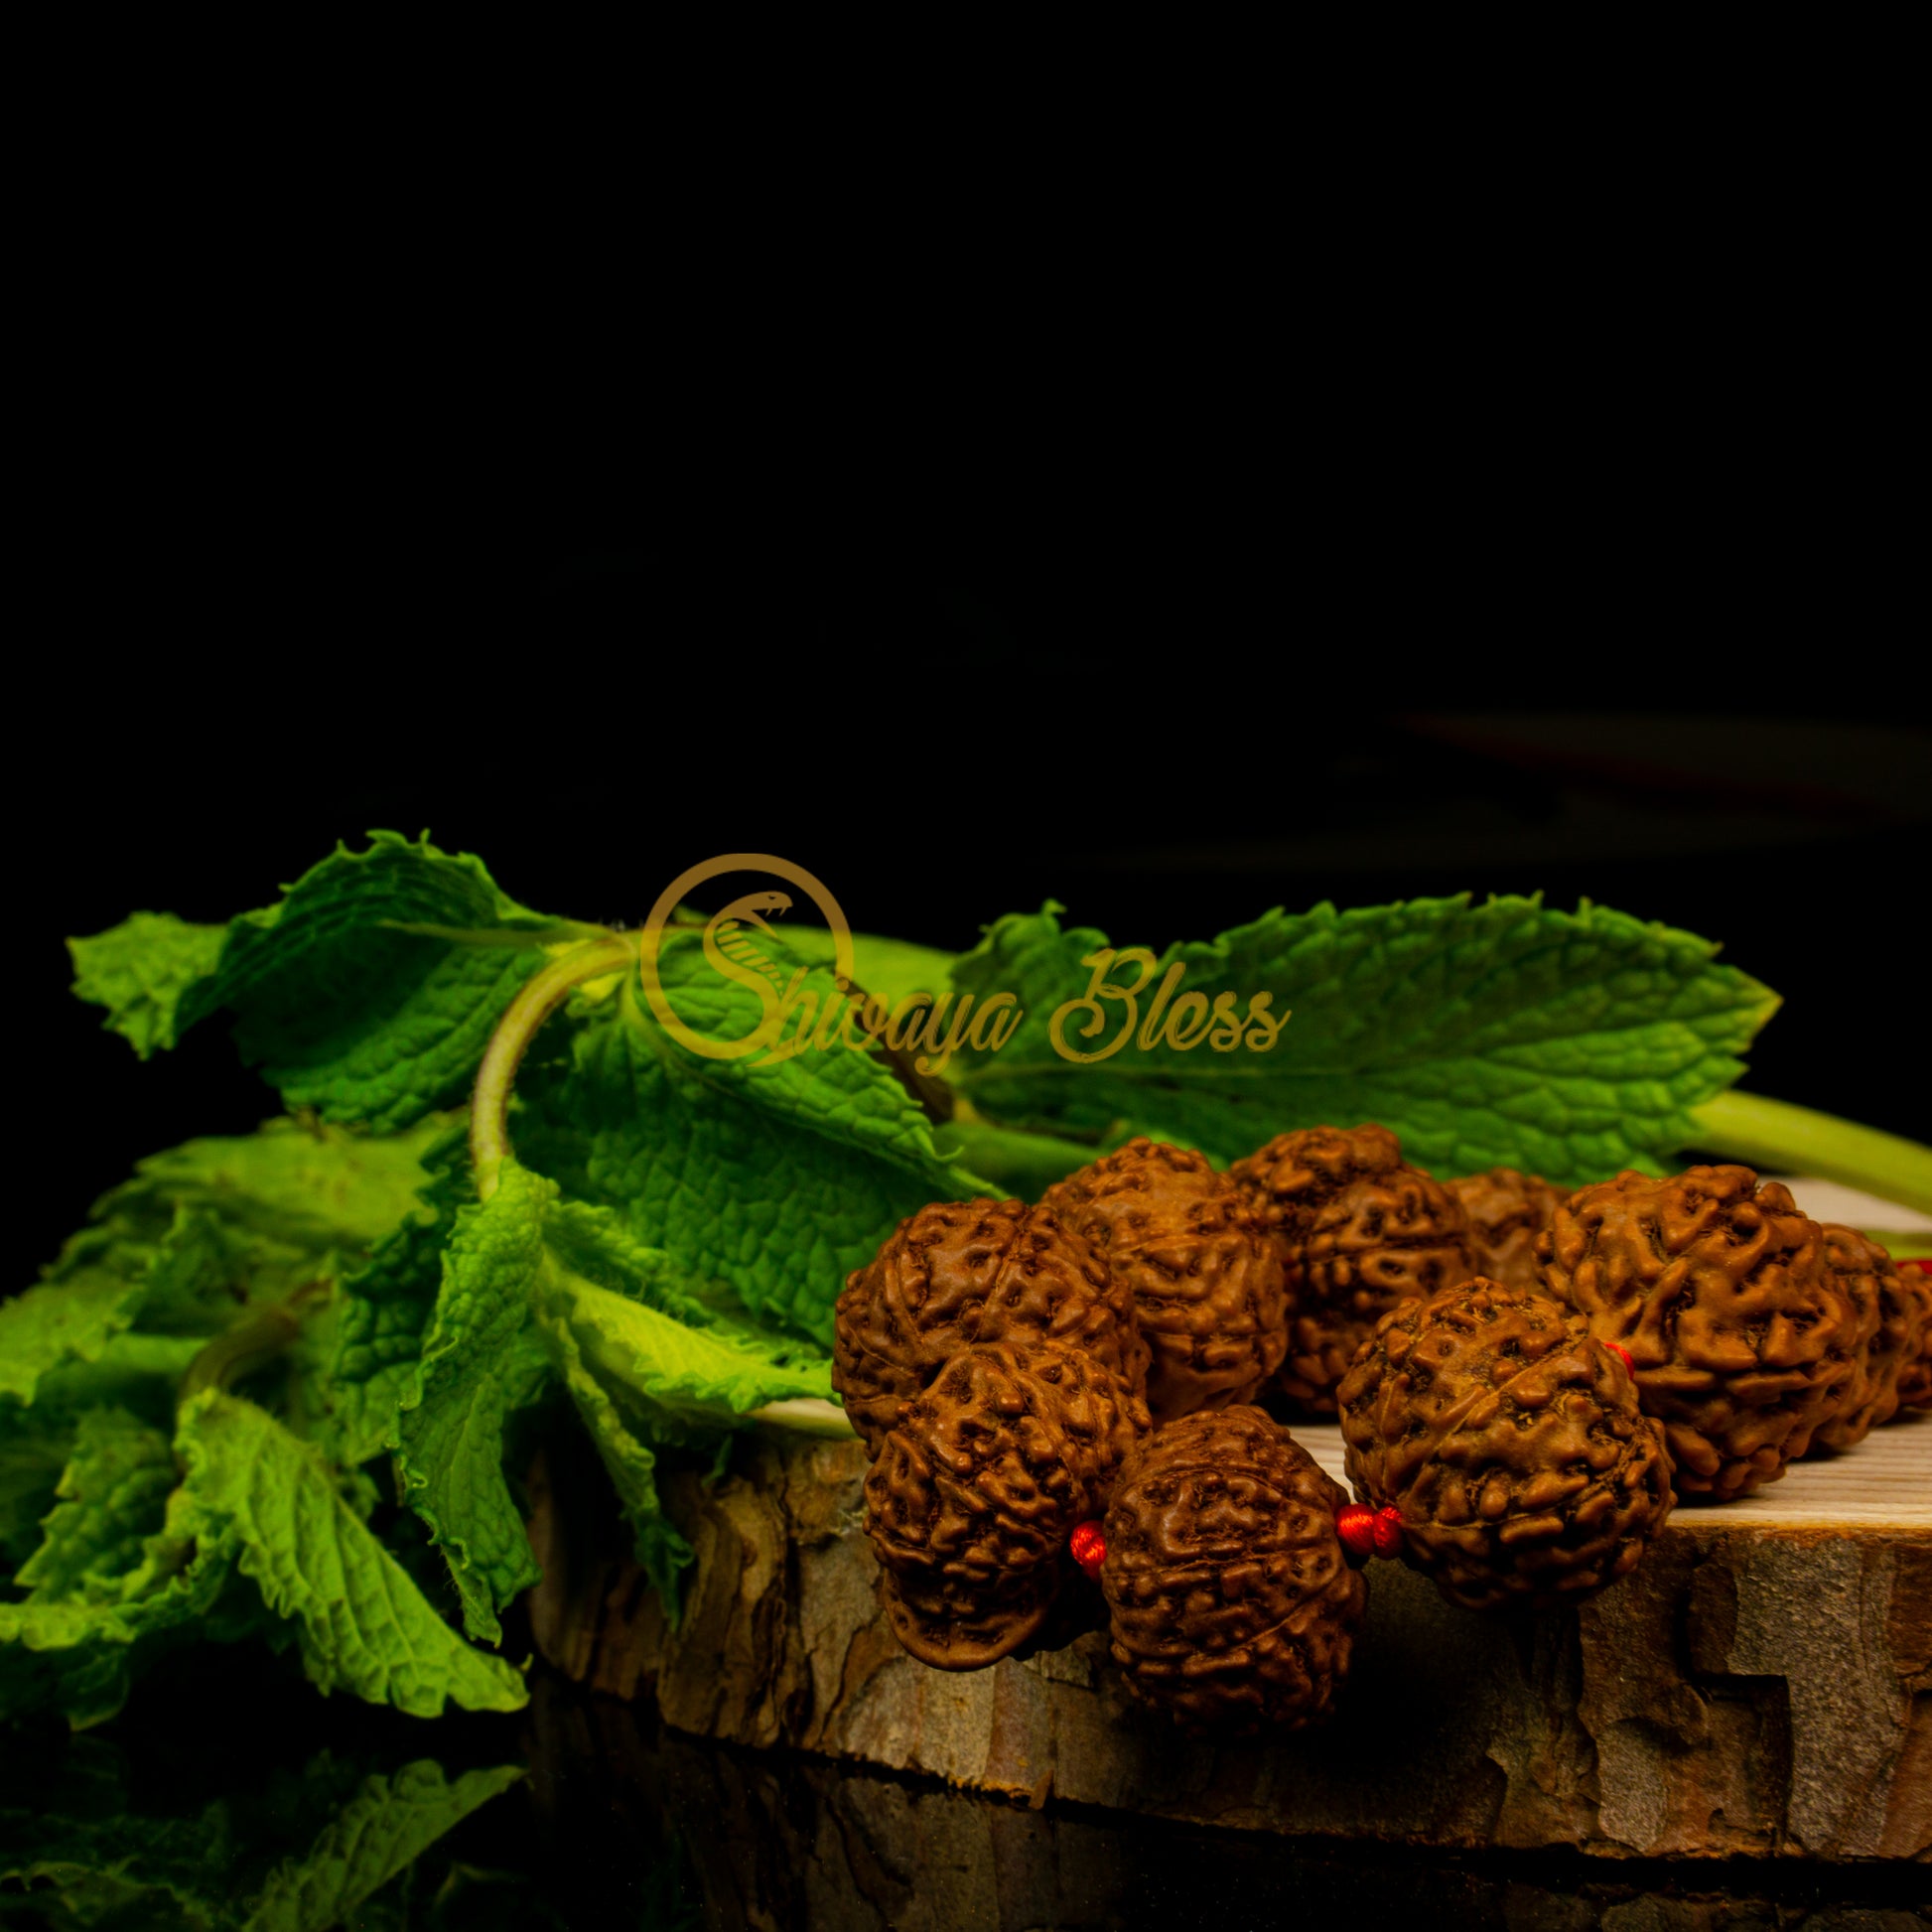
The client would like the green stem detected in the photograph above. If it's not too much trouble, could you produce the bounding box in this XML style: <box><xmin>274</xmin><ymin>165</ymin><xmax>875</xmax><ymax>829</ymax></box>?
<box><xmin>748</xmin><ymin>1396</ymin><xmax>855</xmax><ymax>1438</ymax></box>
<box><xmin>1687</xmin><ymin>1091</ymin><xmax>1932</xmax><ymax>1215</ymax></box>
<box><xmin>471</xmin><ymin>935</ymin><xmax>636</xmax><ymax>1199</ymax></box>
<box><xmin>179</xmin><ymin>1299</ymin><xmax>307</xmax><ymax>1404</ymax></box>
<box><xmin>936</xmin><ymin>1119</ymin><xmax>1099</xmax><ymax>1196</ymax></box>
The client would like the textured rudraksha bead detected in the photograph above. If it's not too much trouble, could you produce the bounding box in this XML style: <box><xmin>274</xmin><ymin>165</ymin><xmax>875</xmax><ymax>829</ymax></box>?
<box><xmin>1449</xmin><ymin>1167</ymin><xmax>1567</xmax><ymax>1296</ymax></box>
<box><xmin>1230</xmin><ymin>1124</ymin><xmax>1474</xmax><ymax>1414</ymax></box>
<box><xmin>1100</xmin><ymin>1406</ymin><xmax>1365</xmax><ymax>1733</ymax></box>
<box><xmin>864</xmin><ymin>1341</ymin><xmax>1150</xmax><ymax>1669</ymax></box>
<box><xmin>1809</xmin><ymin>1224</ymin><xmax>1932</xmax><ymax>1450</ymax></box>
<box><xmin>831</xmin><ymin>1199</ymin><xmax>1149</xmax><ymax>1452</ymax></box>
<box><xmin>1537</xmin><ymin>1166</ymin><xmax>1861</xmax><ymax>1501</ymax></box>
<box><xmin>1338</xmin><ymin>1277</ymin><xmax>1673</xmax><ymax>1611</ymax></box>
<box><xmin>1043</xmin><ymin>1138</ymin><xmax>1287</xmax><ymax>1425</ymax></box>
<box><xmin>1900</xmin><ymin>1261</ymin><xmax>1932</xmax><ymax>1413</ymax></box>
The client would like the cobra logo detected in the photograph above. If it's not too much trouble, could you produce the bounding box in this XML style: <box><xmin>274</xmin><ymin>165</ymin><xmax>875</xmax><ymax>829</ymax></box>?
<box><xmin>638</xmin><ymin>855</ymin><xmax>853</xmax><ymax>1062</ymax></box>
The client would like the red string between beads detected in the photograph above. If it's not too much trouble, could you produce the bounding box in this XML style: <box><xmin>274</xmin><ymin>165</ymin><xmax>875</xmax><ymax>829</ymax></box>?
<box><xmin>1070</xmin><ymin>1519</ymin><xmax>1107</xmax><ymax>1582</ymax></box>
<box><xmin>1603</xmin><ymin>1338</ymin><xmax>1635</xmax><ymax>1373</ymax></box>
<box><xmin>1336</xmin><ymin>1504</ymin><xmax>1404</xmax><ymax>1562</ymax></box>
<box><xmin>1898</xmin><ymin>1258</ymin><xmax>1932</xmax><ymax>1276</ymax></box>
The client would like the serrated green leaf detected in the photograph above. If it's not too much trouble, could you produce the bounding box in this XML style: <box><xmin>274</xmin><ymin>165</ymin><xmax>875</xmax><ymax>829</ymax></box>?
<box><xmin>10</xmin><ymin>1117</ymin><xmax>448</xmax><ymax>1417</ymax></box>
<box><xmin>70</xmin><ymin>833</ymin><xmax>561</xmax><ymax>1132</ymax></box>
<box><xmin>0</xmin><ymin>1406</ymin><xmax>76</xmax><ymax>1572</ymax></box>
<box><xmin>390</xmin><ymin>1168</ymin><xmax>552</xmax><ymax>1644</ymax></box>
<box><xmin>541</xmin><ymin>1307</ymin><xmax>690</xmax><ymax>1612</ymax></box>
<box><xmin>116</xmin><ymin>1114</ymin><xmax>447</xmax><ymax>1257</ymax></box>
<box><xmin>0</xmin><ymin>1512</ymin><xmax>240</xmax><ymax>1728</ymax></box>
<box><xmin>174</xmin><ymin>1391</ymin><xmax>526</xmax><ymax>1718</ymax></box>
<box><xmin>536</xmin><ymin>1175</ymin><xmax>834</xmax><ymax>1613</ymax></box>
<box><xmin>774</xmin><ymin>924</ymin><xmax>960</xmax><ymax>1011</ymax></box>
<box><xmin>326</xmin><ymin>1124</ymin><xmax>475</xmax><ymax>1469</ymax></box>
<box><xmin>539</xmin><ymin>1278</ymin><xmax>837</xmax><ymax>1616</ymax></box>
<box><xmin>14</xmin><ymin>1409</ymin><xmax>175</xmax><ymax>1604</ymax></box>
<box><xmin>514</xmin><ymin>933</ymin><xmax>985</xmax><ymax>1343</ymax></box>
<box><xmin>0</xmin><ymin>1276</ymin><xmax>148</xmax><ymax>1406</ymax></box>
<box><xmin>240</xmin><ymin>1760</ymin><xmax>523</xmax><ymax>1932</ymax></box>
<box><xmin>949</xmin><ymin>897</ymin><xmax>1781</xmax><ymax>1186</ymax></box>
<box><xmin>68</xmin><ymin>911</ymin><xmax>227</xmax><ymax>1057</ymax></box>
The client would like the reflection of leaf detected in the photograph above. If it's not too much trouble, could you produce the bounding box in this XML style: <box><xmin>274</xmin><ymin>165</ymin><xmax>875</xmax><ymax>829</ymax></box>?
<box><xmin>0</xmin><ymin>1747</ymin><xmax>522</xmax><ymax>1932</ymax></box>
<box><xmin>241</xmin><ymin>1761</ymin><xmax>524</xmax><ymax>1932</ymax></box>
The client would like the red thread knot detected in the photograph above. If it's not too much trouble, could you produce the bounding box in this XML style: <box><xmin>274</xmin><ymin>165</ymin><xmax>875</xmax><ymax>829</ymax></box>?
<box><xmin>1338</xmin><ymin>1503</ymin><xmax>1405</xmax><ymax>1562</ymax></box>
<box><xmin>1069</xmin><ymin>1519</ymin><xmax>1107</xmax><ymax>1582</ymax></box>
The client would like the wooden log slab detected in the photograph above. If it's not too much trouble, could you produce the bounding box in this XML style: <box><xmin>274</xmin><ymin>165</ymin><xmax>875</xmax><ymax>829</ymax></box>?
<box><xmin>524</xmin><ymin>1413</ymin><xmax>1932</xmax><ymax>1863</ymax></box>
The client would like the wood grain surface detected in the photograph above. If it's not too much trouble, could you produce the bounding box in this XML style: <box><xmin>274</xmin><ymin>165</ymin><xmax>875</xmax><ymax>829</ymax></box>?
<box><xmin>527</xmin><ymin>1410</ymin><xmax>1932</xmax><ymax>1863</ymax></box>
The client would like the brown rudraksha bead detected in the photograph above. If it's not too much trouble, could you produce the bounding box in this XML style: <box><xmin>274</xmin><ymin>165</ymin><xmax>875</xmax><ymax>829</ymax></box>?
<box><xmin>1900</xmin><ymin>1262</ymin><xmax>1932</xmax><ymax>1412</ymax></box>
<box><xmin>1100</xmin><ymin>1406</ymin><xmax>1365</xmax><ymax>1733</ymax></box>
<box><xmin>1043</xmin><ymin>1138</ymin><xmax>1288</xmax><ymax>1425</ymax></box>
<box><xmin>1229</xmin><ymin>1124</ymin><xmax>1475</xmax><ymax>1414</ymax></box>
<box><xmin>1537</xmin><ymin>1166</ymin><xmax>1862</xmax><ymax>1501</ymax></box>
<box><xmin>1337</xmin><ymin>1277</ymin><xmax>1673</xmax><ymax>1611</ymax></box>
<box><xmin>1809</xmin><ymin>1225</ymin><xmax>1932</xmax><ymax>1450</ymax></box>
<box><xmin>1449</xmin><ymin>1167</ymin><xmax>1567</xmax><ymax>1296</ymax></box>
<box><xmin>831</xmin><ymin>1198</ymin><xmax>1149</xmax><ymax>1453</ymax></box>
<box><xmin>865</xmin><ymin>1341</ymin><xmax>1151</xmax><ymax>1669</ymax></box>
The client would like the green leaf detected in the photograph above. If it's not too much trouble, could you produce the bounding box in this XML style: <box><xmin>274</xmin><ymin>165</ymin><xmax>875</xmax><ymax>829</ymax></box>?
<box><xmin>174</xmin><ymin>1390</ymin><xmax>527</xmax><ymax>1718</ymax></box>
<box><xmin>536</xmin><ymin>1189</ymin><xmax>834</xmax><ymax>1613</ymax></box>
<box><xmin>14</xmin><ymin>1409</ymin><xmax>175</xmax><ymax>1604</ymax></box>
<box><xmin>70</xmin><ymin>833</ymin><xmax>562</xmax><ymax>1132</ymax></box>
<box><xmin>114</xmin><ymin>1113</ymin><xmax>448</xmax><ymax>1258</ymax></box>
<box><xmin>9</xmin><ymin>1117</ymin><xmax>449</xmax><ymax>1415</ymax></box>
<box><xmin>0</xmin><ymin>1513</ymin><xmax>240</xmax><ymax>1728</ymax></box>
<box><xmin>0</xmin><ymin>1406</ymin><xmax>76</xmax><ymax>1572</ymax></box>
<box><xmin>390</xmin><ymin>1167</ymin><xmax>552</xmax><ymax>1644</ymax></box>
<box><xmin>240</xmin><ymin>1759</ymin><xmax>524</xmax><ymax>1932</ymax></box>
<box><xmin>325</xmin><ymin>1125</ymin><xmax>475</xmax><ymax>1470</ymax></box>
<box><xmin>68</xmin><ymin>911</ymin><xmax>227</xmax><ymax>1057</ymax></box>
<box><xmin>542</xmin><ymin>1304</ymin><xmax>691</xmax><ymax>1610</ymax></box>
<box><xmin>776</xmin><ymin>924</ymin><xmax>960</xmax><ymax>1011</ymax></box>
<box><xmin>948</xmin><ymin>897</ymin><xmax>1781</xmax><ymax>1186</ymax></box>
<box><xmin>0</xmin><ymin>1276</ymin><xmax>147</xmax><ymax>1406</ymax></box>
<box><xmin>514</xmin><ymin>932</ymin><xmax>985</xmax><ymax>1342</ymax></box>
<box><xmin>396</xmin><ymin>1160</ymin><xmax>837</xmax><ymax>1621</ymax></box>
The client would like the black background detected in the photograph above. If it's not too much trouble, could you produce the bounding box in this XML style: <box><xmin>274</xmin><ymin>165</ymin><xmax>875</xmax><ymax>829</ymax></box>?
<box><xmin>14</xmin><ymin>491</ymin><xmax>1929</xmax><ymax>1285</ymax></box>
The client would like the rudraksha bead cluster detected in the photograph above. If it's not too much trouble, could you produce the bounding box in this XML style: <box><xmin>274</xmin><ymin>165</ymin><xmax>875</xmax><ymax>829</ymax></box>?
<box><xmin>833</xmin><ymin>1198</ymin><xmax>1152</xmax><ymax>1668</ymax></box>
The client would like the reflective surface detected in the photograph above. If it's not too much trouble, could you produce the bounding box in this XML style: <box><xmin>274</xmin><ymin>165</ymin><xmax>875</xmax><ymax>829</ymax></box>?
<box><xmin>2</xmin><ymin>1646</ymin><xmax>1924</xmax><ymax>1929</ymax></box>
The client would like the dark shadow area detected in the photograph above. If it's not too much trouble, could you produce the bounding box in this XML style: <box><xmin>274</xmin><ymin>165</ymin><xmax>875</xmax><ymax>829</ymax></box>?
<box><xmin>12</xmin><ymin>528</ymin><xmax>1929</xmax><ymax>1286</ymax></box>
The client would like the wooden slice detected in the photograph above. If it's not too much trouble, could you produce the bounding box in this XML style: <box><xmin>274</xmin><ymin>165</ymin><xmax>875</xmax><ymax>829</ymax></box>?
<box><xmin>525</xmin><ymin>1411</ymin><xmax>1932</xmax><ymax>1863</ymax></box>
